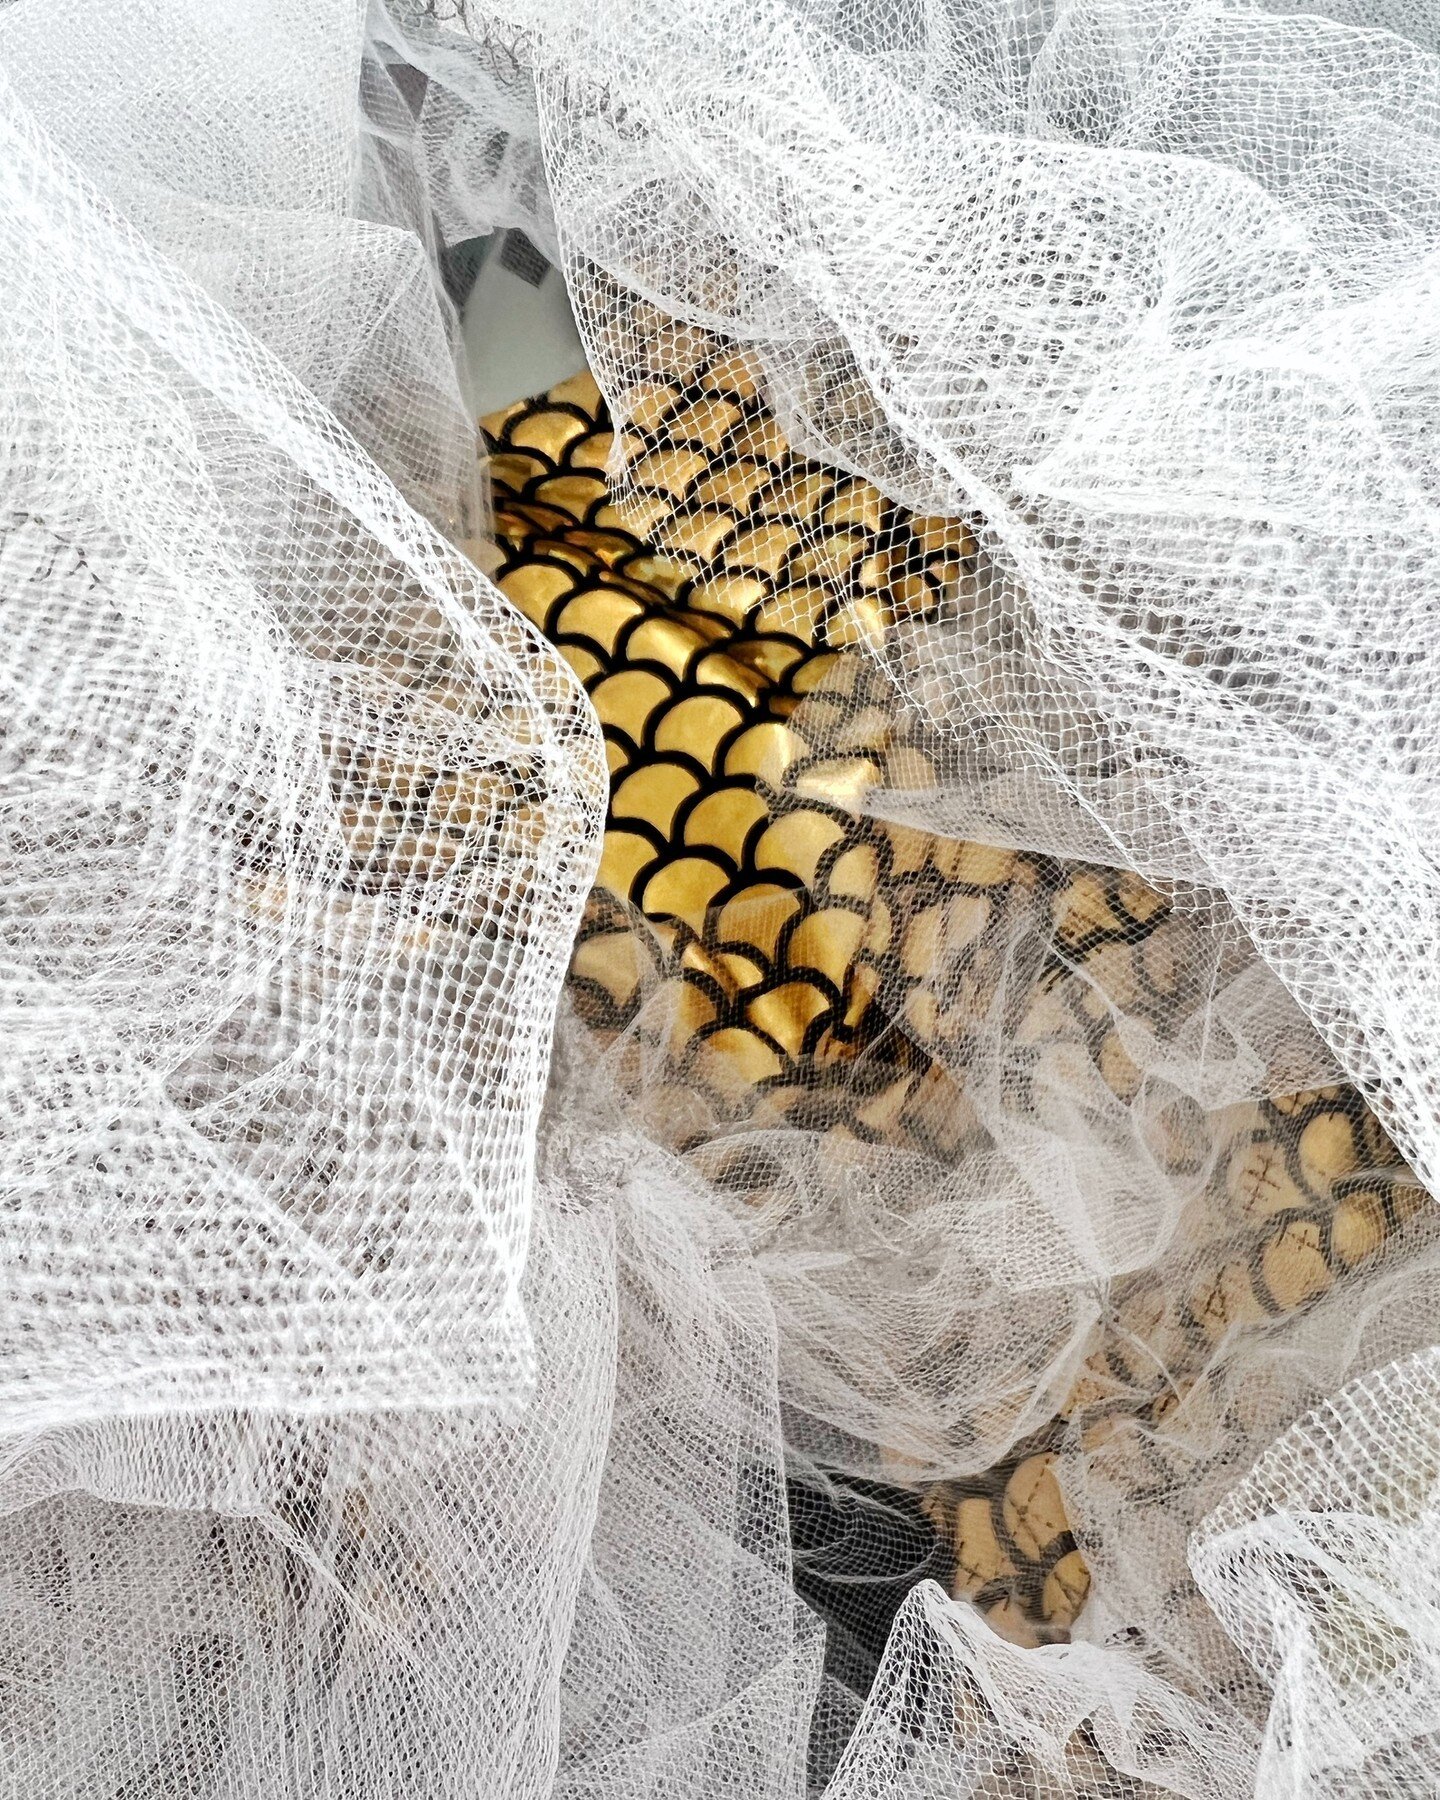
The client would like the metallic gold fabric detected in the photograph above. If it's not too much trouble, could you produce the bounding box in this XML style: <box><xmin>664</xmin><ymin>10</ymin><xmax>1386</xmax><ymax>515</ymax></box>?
<box><xmin>482</xmin><ymin>357</ymin><xmax>1424</xmax><ymax>1648</ymax></box>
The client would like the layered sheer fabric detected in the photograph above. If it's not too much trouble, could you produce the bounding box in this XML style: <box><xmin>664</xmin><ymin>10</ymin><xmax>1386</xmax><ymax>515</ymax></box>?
<box><xmin>3</xmin><ymin>1</ymin><xmax>1439</xmax><ymax>1793</ymax></box>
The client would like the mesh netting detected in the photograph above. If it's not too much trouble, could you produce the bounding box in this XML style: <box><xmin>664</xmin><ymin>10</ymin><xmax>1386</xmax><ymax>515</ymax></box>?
<box><xmin>3</xmin><ymin>0</ymin><xmax>1440</xmax><ymax>1793</ymax></box>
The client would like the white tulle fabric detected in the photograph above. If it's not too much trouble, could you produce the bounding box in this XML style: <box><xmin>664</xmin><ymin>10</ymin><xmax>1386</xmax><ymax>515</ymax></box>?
<box><xmin>2</xmin><ymin>0</ymin><xmax>1440</xmax><ymax>1793</ymax></box>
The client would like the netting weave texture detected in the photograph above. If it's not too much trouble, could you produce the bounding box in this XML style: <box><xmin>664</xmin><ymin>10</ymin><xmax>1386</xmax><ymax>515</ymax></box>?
<box><xmin>4</xmin><ymin>0</ymin><xmax>1440</xmax><ymax>1794</ymax></box>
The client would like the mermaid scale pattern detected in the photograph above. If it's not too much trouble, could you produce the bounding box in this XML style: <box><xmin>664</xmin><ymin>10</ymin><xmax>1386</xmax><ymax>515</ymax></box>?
<box><xmin>483</xmin><ymin>354</ymin><xmax>1426</xmax><ymax>1656</ymax></box>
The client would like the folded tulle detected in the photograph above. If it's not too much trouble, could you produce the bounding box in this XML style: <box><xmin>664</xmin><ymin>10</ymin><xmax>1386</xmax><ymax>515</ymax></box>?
<box><xmin>2</xmin><ymin>0</ymin><xmax>1440</xmax><ymax>1794</ymax></box>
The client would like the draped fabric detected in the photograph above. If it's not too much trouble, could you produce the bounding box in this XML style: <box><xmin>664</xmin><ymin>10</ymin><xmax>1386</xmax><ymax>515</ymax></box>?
<box><xmin>3</xmin><ymin>1</ymin><xmax>1440</xmax><ymax>1794</ymax></box>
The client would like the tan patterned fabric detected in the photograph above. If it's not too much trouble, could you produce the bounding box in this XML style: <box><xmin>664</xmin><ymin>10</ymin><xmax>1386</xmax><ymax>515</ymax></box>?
<box><xmin>481</xmin><ymin>358</ymin><xmax>1424</xmax><ymax>1647</ymax></box>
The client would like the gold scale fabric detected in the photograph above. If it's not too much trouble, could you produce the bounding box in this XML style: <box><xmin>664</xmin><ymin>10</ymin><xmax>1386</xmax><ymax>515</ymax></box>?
<box><xmin>479</xmin><ymin>351</ymin><xmax>1425</xmax><ymax>1648</ymax></box>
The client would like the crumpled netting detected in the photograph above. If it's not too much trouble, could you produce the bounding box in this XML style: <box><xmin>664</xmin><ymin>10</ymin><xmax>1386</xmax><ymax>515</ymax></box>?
<box><xmin>5</xmin><ymin>0</ymin><xmax>1440</xmax><ymax>1794</ymax></box>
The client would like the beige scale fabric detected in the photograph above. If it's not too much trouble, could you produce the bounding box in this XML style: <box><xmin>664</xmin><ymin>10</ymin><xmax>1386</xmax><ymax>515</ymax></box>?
<box><xmin>479</xmin><ymin>350</ymin><xmax>1426</xmax><ymax>1648</ymax></box>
